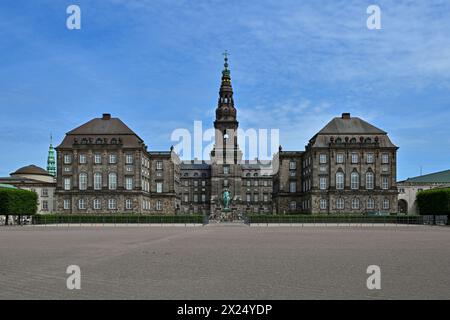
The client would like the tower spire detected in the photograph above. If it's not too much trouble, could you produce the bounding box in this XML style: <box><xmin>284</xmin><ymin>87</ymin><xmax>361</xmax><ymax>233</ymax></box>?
<box><xmin>47</xmin><ymin>133</ymin><xmax>56</xmax><ymax>177</ymax></box>
<box><xmin>216</xmin><ymin>50</ymin><xmax>236</xmax><ymax>121</ymax></box>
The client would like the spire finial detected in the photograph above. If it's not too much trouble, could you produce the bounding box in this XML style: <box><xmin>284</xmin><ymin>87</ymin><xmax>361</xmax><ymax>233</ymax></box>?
<box><xmin>223</xmin><ymin>50</ymin><xmax>230</xmax><ymax>71</ymax></box>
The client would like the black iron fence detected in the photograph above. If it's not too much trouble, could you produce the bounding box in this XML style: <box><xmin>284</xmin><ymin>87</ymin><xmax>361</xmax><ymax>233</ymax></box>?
<box><xmin>247</xmin><ymin>215</ymin><xmax>449</xmax><ymax>225</ymax></box>
<box><xmin>29</xmin><ymin>214</ymin><xmax>204</xmax><ymax>225</ymax></box>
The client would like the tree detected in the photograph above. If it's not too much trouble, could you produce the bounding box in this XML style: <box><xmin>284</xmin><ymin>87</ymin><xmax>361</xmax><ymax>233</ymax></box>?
<box><xmin>0</xmin><ymin>188</ymin><xmax>38</xmax><ymax>225</ymax></box>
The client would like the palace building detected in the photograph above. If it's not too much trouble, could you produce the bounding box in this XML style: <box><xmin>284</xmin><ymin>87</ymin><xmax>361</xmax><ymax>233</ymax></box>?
<box><xmin>52</xmin><ymin>56</ymin><xmax>399</xmax><ymax>215</ymax></box>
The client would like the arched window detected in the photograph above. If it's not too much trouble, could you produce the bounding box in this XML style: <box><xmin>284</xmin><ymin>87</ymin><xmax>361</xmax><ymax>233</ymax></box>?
<box><xmin>108</xmin><ymin>172</ymin><xmax>117</xmax><ymax>190</ymax></box>
<box><xmin>365</xmin><ymin>137</ymin><xmax>372</xmax><ymax>143</ymax></box>
<box><xmin>351</xmin><ymin>172</ymin><xmax>359</xmax><ymax>189</ymax></box>
<box><xmin>254</xmin><ymin>173</ymin><xmax>258</xmax><ymax>177</ymax></box>
<box><xmin>96</xmin><ymin>138</ymin><xmax>103</xmax><ymax>144</ymax></box>
<box><xmin>336</xmin><ymin>172</ymin><xmax>344</xmax><ymax>190</ymax></box>
<box><xmin>366</xmin><ymin>172</ymin><xmax>374</xmax><ymax>190</ymax></box>
<box><xmin>350</xmin><ymin>138</ymin><xmax>357</xmax><ymax>144</ymax></box>
<box><xmin>79</xmin><ymin>173</ymin><xmax>87</xmax><ymax>190</ymax></box>
<box><xmin>94</xmin><ymin>172</ymin><xmax>102</xmax><ymax>190</ymax></box>
<box><xmin>335</xmin><ymin>137</ymin><xmax>342</xmax><ymax>144</ymax></box>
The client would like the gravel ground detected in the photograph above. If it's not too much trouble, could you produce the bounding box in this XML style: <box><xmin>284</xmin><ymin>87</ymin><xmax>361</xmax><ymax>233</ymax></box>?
<box><xmin>0</xmin><ymin>225</ymin><xmax>449</xmax><ymax>299</ymax></box>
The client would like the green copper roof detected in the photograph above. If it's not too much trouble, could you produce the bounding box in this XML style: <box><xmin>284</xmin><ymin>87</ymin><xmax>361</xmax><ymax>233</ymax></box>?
<box><xmin>47</xmin><ymin>134</ymin><xmax>56</xmax><ymax>177</ymax></box>
<box><xmin>403</xmin><ymin>169</ymin><xmax>450</xmax><ymax>183</ymax></box>
<box><xmin>0</xmin><ymin>183</ymin><xmax>18</xmax><ymax>189</ymax></box>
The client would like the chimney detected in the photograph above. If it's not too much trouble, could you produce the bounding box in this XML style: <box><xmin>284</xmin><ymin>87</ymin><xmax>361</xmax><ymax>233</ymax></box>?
<box><xmin>341</xmin><ymin>113</ymin><xmax>350</xmax><ymax>119</ymax></box>
<box><xmin>102</xmin><ymin>113</ymin><xmax>111</xmax><ymax>120</ymax></box>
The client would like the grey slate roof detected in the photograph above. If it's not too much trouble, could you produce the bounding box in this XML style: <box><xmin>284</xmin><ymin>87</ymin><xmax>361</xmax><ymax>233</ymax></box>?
<box><xmin>400</xmin><ymin>169</ymin><xmax>450</xmax><ymax>183</ymax></box>
<box><xmin>67</xmin><ymin>117</ymin><xmax>137</xmax><ymax>136</ymax></box>
<box><xmin>318</xmin><ymin>117</ymin><xmax>386</xmax><ymax>135</ymax></box>
<box><xmin>180</xmin><ymin>161</ymin><xmax>211</xmax><ymax>170</ymax></box>
<box><xmin>57</xmin><ymin>115</ymin><xmax>145</xmax><ymax>149</ymax></box>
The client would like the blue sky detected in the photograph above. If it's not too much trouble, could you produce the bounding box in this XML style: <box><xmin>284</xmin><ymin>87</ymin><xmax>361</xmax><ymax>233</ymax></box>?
<box><xmin>0</xmin><ymin>0</ymin><xmax>449</xmax><ymax>180</ymax></box>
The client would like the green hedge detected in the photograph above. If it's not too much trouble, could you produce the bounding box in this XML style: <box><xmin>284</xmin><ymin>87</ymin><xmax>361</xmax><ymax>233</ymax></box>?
<box><xmin>0</xmin><ymin>188</ymin><xmax>38</xmax><ymax>215</ymax></box>
<box><xmin>417</xmin><ymin>188</ymin><xmax>450</xmax><ymax>215</ymax></box>
<box><xmin>33</xmin><ymin>214</ymin><xmax>204</xmax><ymax>224</ymax></box>
<box><xmin>248</xmin><ymin>214</ymin><xmax>424</xmax><ymax>224</ymax></box>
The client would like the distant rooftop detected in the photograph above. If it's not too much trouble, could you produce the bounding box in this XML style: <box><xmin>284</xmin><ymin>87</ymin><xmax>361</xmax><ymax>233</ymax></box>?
<box><xmin>400</xmin><ymin>169</ymin><xmax>450</xmax><ymax>183</ymax></box>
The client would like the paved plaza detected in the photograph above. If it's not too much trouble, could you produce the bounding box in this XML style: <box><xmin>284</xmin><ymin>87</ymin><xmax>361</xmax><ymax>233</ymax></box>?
<box><xmin>0</xmin><ymin>225</ymin><xmax>449</xmax><ymax>299</ymax></box>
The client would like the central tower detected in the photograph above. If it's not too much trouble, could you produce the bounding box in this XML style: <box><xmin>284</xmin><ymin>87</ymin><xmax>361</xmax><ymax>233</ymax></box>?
<box><xmin>210</xmin><ymin>52</ymin><xmax>243</xmax><ymax>215</ymax></box>
<box><xmin>211</xmin><ymin>51</ymin><xmax>242</xmax><ymax>164</ymax></box>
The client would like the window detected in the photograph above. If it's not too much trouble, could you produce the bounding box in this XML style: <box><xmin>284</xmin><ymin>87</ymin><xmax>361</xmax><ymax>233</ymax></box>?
<box><xmin>108</xmin><ymin>173</ymin><xmax>117</xmax><ymax>190</ymax></box>
<box><xmin>156</xmin><ymin>182</ymin><xmax>163</xmax><ymax>193</ymax></box>
<box><xmin>263</xmin><ymin>180</ymin><xmax>268</xmax><ymax>187</ymax></box>
<box><xmin>63</xmin><ymin>199</ymin><xmax>70</xmax><ymax>210</ymax></box>
<box><xmin>79</xmin><ymin>154</ymin><xmax>87</xmax><ymax>164</ymax></box>
<box><xmin>247</xmin><ymin>180</ymin><xmax>251</xmax><ymax>187</ymax></box>
<box><xmin>42</xmin><ymin>200</ymin><xmax>48</xmax><ymax>211</ymax></box>
<box><xmin>108</xmin><ymin>199</ymin><xmax>117</xmax><ymax>210</ymax></box>
<box><xmin>351</xmin><ymin>153</ymin><xmax>359</xmax><ymax>164</ymax></box>
<box><xmin>320</xmin><ymin>199</ymin><xmax>327</xmax><ymax>210</ymax></box>
<box><xmin>366</xmin><ymin>172</ymin><xmax>374</xmax><ymax>190</ymax></box>
<box><xmin>254</xmin><ymin>180</ymin><xmax>258</xmax><ymax>187</ymax></box>
<box><xmin>94</xmin><ymin>154</ymin><xmax>102</xmax><ymax>164</ymax></box>
<box><xmin>382</xmin><ymin>176</ymin><xmax>389</xmax><ymax>190</ymax></box>
<box><xmin>319</xmin><ymin>154</ymin><xmax>327</xmax><ymax>164</ymax></box>
<box><xmin>383</xmin><ymin>198</ymin><xmax>390</xmax><ymax>210</ymax></box>
<box><xmin>125</xmin><ymin>199</ymin><xmax>132</xmax><ymax>210</ymax></box>
<box><xmin>289</xmin><ymin>201</ymin><xmax>297</xmax><ymax>211</ymax></box>
<box><xmin>109</xmin><ymin>154</ymin><xmax>117</xmax><ymax>164</ymax></box>
<box><xmin>336</xmin><ymin>153</ymin><xmax>344</xmax><ymax>164</ymax></box>
<box><xmin>319</xmin><ymin>177</ymin><xmax>327</xmax><ymax>190</ymax></box>
<box><xmin>184</xmin><ymin>180</ymin><xmax>189</xmax><ymax>187</ymax></box>
<box><xmin>289</xmin><ymin>181</ymin><xmax>296</xmax><ymax>193</ymax></box>
<box><xmin>351</xmin><ymin>198</ymin><xmax>360</xmax><ymax>209</ymax></box>
<box><xmin>156</xmin><ymin>200</ymin><xmax>162</xmax><ymax>211</ymax></box>
<box><xmin>125</xmin><ymin>154</ymin><xmax>133</xmax><ymax>164</ymax></box>
<box><xmin>201</xmin><ymin>180</ymin><xmax>206</xmax><ymax>187</ymax></box>
<box><xmin>254</xmin><ymin>194</ymin><xmax>259</xmax><ymax>202</ymax></box>
<box><xmin>78</xmin><ymin>199</ymin><xmax>86</xmax><ymax>210</ymax></box>
<box><xmin>64</xmin><ymin>154</ymin><xmax>72</xmax><ymax>164</ymax></box>
<box><xmin>351</xmin><ymin>172</ymin><xmax>359</xmax><ymax>190</ymax></box>
<box><xmin>125</xmin><ymin>177</ymin><xmax>133</xmax><ymax>190</ymax></box>
<box><xmin>94</xmin><ymin>172</ymin><xmax>102</xmax><ymax>190</ymax></box>
<box><xmin>201</xmin><ymin>194</ymin><xmax>206</xmax><ymax>202</ymax></box>
<box><xmin>223</xmin><ymin>180</ymin><xmax>228</xmax><ymax>187</ymax></box>
<box><xmin>194</xmin><ymin>180</ymin><xmax>198</xmax><ymax>187</ymax></box>
<box><xmin>183</xmin><ymin>194</ymin><xmax>189</xmax><ymax>202</ymax></box>
<box><xmin>93</xmin><ymin>199</ymin><xmax>101</xmax><ymax>210</ymax></box>
<box><xmin>366</xmin><ymin>153</ymin><xmax>374</xmax><ymax>164</ymax></box>
<box><xmin>156</xmin><ymin>161</ymin><xmax>163</xmax><ymax>170</ymax></box>
<box><xmin>64</xmin><ymin>178</ymin><xmax>71</xmax><ymax>190</ymax></box>
<box><xmin>336</xmin><ymin>198</ymin><xmax>344</xmax><ymax>210</ymax></box>
<box><xmin>367</xmin><ymin>198</ymin><xmax>375</xmax><ymax>210</ymax></box>
<box><xmin>194</xmin><ymin>194</ymin><xmax>198</xmax><ymax>203</ymax></box>
<box><xmin>246</xmin><ymin>194</ymin><xmax>251</xmax><ymax>202</ymax></box>
<box><xmin>263</xmin><ymin>194</ymin><xmax>268</xmax><ymax>202</ymax></box>
<box><xmin>336</xmin><ymin>172</ymin><xmax>344</xmax><ymax>190</ymax></box>
<box><xmin>41</xmin><ymin>188</ymin><xmax>48</xmax><ymax>197</ymax></box>
<box><xmin>79</xmin><ymin>173</ymin><xmax>87</xmax><ymax>190</ymax></box>
<box><xmin>223</xmin><ymin>166</ymin><xmax>230</xmax><ymax>174</ymax></box>
<box><xmin>382</xmin><ymin>153</ymin><xmax>389</xmax><ymax>164</ymax></box>
<box><xmin>289</xmin><ymin>161</ymin><xmax>296</xmax><ymax>170</ymax></box>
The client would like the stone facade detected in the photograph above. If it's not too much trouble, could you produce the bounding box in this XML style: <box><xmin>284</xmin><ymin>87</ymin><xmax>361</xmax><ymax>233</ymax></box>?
<box><xmin>53</xmin><ymin>59</ymin><xmax>399</xmax><ymax>215</ymax></box>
